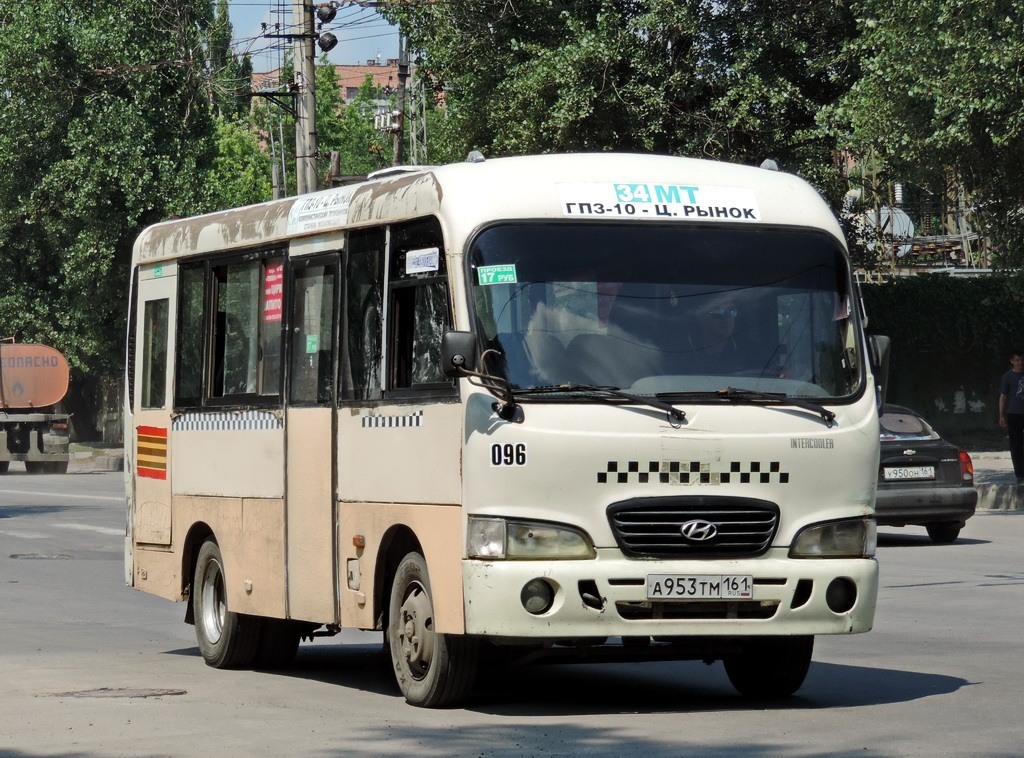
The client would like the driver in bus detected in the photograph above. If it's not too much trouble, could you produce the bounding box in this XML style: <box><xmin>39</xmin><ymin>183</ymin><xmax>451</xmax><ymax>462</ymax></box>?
<box><xmin>686</xmin><ymin>292</ymin><xmax>742</xmax><ymax>374</ymax></box>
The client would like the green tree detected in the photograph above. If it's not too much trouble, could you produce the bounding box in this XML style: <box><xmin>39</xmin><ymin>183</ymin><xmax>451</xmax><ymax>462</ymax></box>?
<box><xmin>208</xmin><ymin>0</ymin><xmax>252</xmax><ymax>119</ymax></box>
<box><xmin>0</xmin><ymin>0</ymin><xmax>219</xmax><ymax>433</ymax></box>
<box><xmin>331</xmin><ymin>76</ymin><xmax>392</xmax><ymax>177</ymax></box>
<box><xmin>835</xmin><ymin>1</ymin><xmax>1024</xmax><ymax>264</ymax></box>
<box><xmin>384</xmin><ymin>0</ymin><xmax>859</xmax><ymax>201</ymax></box>
<box><xmin>201</xmin><ymin>117</ymin><xmax>273</xmax><ymax>210</ymax></box>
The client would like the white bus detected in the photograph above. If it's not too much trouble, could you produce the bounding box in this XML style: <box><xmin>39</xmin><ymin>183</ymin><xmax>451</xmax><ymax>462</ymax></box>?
<box><xmin>125</xmin><ymin>152</ymin><xmax>886</xmax><ymax>707</ymax></box>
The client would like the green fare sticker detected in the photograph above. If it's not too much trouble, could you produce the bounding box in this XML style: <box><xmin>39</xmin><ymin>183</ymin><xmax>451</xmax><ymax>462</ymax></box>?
<box><xmin>477</xmin><ymin>264</ymin><xmax>518</xmax><ymax>285</ymax></box>
<box><xmin>305</xmin><ymin>334</ymin><xmax>319</xmax><ymax>354</ymax></box>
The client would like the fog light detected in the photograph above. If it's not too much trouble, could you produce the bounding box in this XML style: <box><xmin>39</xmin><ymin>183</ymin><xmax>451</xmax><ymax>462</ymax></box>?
<box><xmin>825</xmin><ymin>577</ymin><xmax>857</xmax><ymax>613</ymax></box>
<box><xmin>521</xmin><ymin>578</ymin><xmax>555</xmax><ymax>615</ymax></box>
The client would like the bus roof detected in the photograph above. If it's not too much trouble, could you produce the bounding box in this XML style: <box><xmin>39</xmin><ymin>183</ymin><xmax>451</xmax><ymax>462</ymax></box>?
<box><xmin>132</xmin><ymin>153</ymin><xmax>845</xmax><ymax>266</ymax></box>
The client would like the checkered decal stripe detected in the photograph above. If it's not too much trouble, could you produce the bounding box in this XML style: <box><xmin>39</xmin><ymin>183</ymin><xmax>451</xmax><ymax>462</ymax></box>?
<box><xmin>597</xmin><ymin>460</ymin><xmax>790</xmax><ymax>485</ymax></box>
<box><xmin>172</xmin><ymin>411</ymin><xmax>283</xmax><ymax>431</ymax></box>
<box><xmin>361</xmin><ymin>411</ymin><xmax>424</xmax><ymax>428</ymax></box>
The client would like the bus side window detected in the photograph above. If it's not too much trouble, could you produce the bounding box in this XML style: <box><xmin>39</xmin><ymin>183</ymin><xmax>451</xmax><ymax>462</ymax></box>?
<box><xmin>210</xmin><ymin>256</ymin><xmax>284</xmax><ymax>401</ymax></box>
<box><xmin>343</xmin><ymin>228</ymin><xmax>385</xmax><ymax>401</ymax></box>
<box><xmin>141</xmin><ymin>298</ymin><xmax>169</xmax><ymax>409</ymax></box>
<box><xmin>387</xmin><ymin>217</ymin><xmax>452</xmax><ymax>393</ymax></box>
<box><xmin>289</xmin><ymin>262</ymin><xmax>337</xmax><ymax>405</ymax></box>
<box><xmin>176</xmin><ymin>264</ymin><xmax>206</xmax><ymax>407</ymax></box>
<box><xmin>390</xmin><ymin>280</ymin><xmax>450</xmax><ymax>388</ymax></box>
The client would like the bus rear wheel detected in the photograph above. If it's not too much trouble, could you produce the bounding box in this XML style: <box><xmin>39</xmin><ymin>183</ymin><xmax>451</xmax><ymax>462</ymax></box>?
<box><xmin>193</xmin><ymin>539</ymin><xmax>260</xmax><ymax>669</ymax></box>
<box><xmin>723</xmin><ymin>635</ymin><xmax>814</xmax><ymax>699</ymax></box>
<box><xmin>387</xmin><ymin>552</ymin><xmax>479</xmax><ymax>707</ymax></box>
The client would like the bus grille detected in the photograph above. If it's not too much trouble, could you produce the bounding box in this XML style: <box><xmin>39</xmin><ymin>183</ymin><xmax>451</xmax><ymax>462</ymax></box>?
<box><xmin>616</xmin><ymin>600</ymin><xmax>779</xmax><ymax>621</ymax></box>
<box><xmin>607</xmin><ymin>496</ymin><xmax>779</xmax><ymax>558</ymax></box>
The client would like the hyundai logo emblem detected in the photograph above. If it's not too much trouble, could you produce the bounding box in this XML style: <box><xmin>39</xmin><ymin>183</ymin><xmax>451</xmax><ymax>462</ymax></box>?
<box><xmin>680</xmin><ymin>519</ymin><xmax>718</xmax><ymax>542</ymax></box>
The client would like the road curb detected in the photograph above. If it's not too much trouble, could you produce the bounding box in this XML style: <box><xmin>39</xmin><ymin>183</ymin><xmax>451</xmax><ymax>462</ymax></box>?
<box><xmin>69</xmin><ymin>450</ymin><xmax>124</xmax><ymax>473</ymax></box>
<box><xmin>976</xmin><ymin>483</ymin><xmax>1023</xmax><ymax>512</ymax></box>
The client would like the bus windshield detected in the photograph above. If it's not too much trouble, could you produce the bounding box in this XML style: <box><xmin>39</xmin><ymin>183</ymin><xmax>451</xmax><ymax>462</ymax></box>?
<box><xmin>468</xmin><ymin>222</ymin><xmax>862</xmax><ymax>400</ymax></box>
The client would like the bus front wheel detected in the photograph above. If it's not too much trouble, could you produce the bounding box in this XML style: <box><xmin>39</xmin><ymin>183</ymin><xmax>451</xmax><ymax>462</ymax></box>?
<box><xmin>387</xmin><ymin>552</ymin><xmax>479</xmax><ymax>707</ymax></box>
<box><xmin>723</xmin><ymin>635</ymin><xmax>814</xmax><ymax>698</ymax></box>
<box><xmin>193</xmin><ymin>539</ymin><xmax>260</xmax><ymax>669</ymax></box>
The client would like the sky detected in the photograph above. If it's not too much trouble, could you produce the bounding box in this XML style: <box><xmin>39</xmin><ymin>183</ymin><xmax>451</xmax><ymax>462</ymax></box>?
<box><xmin>228</xmin><ymin>1</ymin><xmax>400</xmax><ymax>72</ymax></box>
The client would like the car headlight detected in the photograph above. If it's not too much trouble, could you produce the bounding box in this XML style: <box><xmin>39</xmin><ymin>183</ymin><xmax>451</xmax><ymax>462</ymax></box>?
<box><xmin>467</xmin><ymin>516</ymin><xmax>596</xmax><ymax>560</ymax></box>
<box><xmin>790</xmin><ymin>518</ymin><xmax>877</xmax><ymax>558</ymax></box>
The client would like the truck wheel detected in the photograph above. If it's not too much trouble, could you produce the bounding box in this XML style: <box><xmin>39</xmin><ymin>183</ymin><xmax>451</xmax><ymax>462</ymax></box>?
<box><xmin>724</xmin><ymin>636</ymin><xmax>814</xmax><ymax>698</ymax></box>
<box><xmin>926</xmin><ymin>522</ymin><xmax>962</xmax><ymax>544</ymax></box>
<box><xmin>193</xmin><ymin>540</ymin><xmax>260</xmax><ymax>669</ymax></box>
<box><xmin>388</xmin><ymin>552</ymin><xmax>479</xmax><ymax>707</ymax></box>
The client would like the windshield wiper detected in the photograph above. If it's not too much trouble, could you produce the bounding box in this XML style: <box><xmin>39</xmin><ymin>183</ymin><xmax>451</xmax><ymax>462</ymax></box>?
<box><xmin>518</xmin><ymin>384</ymin><xmax>686</xmax><ymax>422</ymax></box>
<box><xmin>657</xmin><ymin>387</ymin><xmax>835</xmax><ymax>427</ymax></box>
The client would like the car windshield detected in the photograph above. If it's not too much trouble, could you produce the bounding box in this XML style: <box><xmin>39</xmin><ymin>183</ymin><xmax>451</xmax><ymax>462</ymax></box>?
<box><xmin>880</xmin><ymin>408</ymin><xmax>939</xmax><ymax>441</ymax></box>
<box><xmin>468</xmin><ymin>222</ymin><xmax>862</xmax><ymax>400</ymax></box>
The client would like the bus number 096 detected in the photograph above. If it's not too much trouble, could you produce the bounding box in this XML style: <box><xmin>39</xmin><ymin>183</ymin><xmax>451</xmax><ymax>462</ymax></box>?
<box><xmin>491</xmin><ymin>443</ymin><xmax>527</xmax><ymax>466</ymax></box>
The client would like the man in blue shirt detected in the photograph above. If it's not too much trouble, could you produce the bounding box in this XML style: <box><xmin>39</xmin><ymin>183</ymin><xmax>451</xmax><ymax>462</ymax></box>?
<box><xmin>998</xmin><ymin>348</ymin><xmax>1024</xmax><ymax>483</ymax></box>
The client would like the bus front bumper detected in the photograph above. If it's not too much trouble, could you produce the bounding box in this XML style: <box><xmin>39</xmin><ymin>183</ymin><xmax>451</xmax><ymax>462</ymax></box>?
<box><xmin>462</xmin><ymin>548</ymin><xmax>878</xmax><ymax>638</ymax></box>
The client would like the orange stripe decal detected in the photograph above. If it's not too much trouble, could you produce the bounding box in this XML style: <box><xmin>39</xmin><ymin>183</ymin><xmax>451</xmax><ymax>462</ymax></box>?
<box><xmin>137</xmin><ymin>426</ymin><xmax>168</xmax><ymax>480</ymax></box>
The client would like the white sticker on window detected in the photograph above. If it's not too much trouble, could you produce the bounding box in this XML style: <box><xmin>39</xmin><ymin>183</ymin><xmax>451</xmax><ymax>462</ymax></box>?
<box><xmin>406</xmin><ymin>247</ymin><xmax>440</xmax><ymax>274</ymax></box>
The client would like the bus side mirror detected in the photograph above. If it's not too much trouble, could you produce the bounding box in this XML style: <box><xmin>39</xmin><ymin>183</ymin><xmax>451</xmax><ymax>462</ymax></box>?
<box><xmin>441</xmin><ymin>331</ymin><xmax>478</xmax><ymax>378</ymax></box>
<box><xmin>868</xmin><ymin>334</ymin><xmax>891</xmax><ymax>410</ymax></box>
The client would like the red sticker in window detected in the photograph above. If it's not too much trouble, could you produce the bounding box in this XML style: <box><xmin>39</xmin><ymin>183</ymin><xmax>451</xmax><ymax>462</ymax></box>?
<box><xmin>264</xmin><ymin>262</ymin><xmax>284</xmax><ymax>323</ymax></box>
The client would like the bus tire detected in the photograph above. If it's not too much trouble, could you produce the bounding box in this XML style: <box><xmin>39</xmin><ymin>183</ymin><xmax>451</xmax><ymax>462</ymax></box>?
<box><xmin>723</xmin><ymin>635</ymin><xmax>814</xmax><ymax>699</ymax></box>
<box><xmin>388</xmin><ymin>552</ymin><xmax>479</xmax><ymax>708</ymax></box>
<box><xmin>253</xmin><ymin>619</ymin><xmax>301</xmax><ymax>669</ymax></box>
<box><xmin>193</xmin><ymin>539</ymin><xmax>260</xmax><ymax>669</ymax></box>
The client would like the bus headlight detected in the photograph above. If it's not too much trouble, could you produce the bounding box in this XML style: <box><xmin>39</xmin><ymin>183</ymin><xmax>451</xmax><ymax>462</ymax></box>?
<box><xmin>467</xmin><ymin>517</ymin><xmax>596</xmax><ymax>560</ymax></box>
<box><xmin>790</xmin><ymin>518</ymin><xmax>876</xmax><ymax>558</ymax></box>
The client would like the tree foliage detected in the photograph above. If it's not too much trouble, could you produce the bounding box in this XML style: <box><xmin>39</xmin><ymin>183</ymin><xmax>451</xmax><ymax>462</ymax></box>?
<box><xmin>0</xmin><ymin>0</ymin><xmax>219</xmax><ymax>378</ymax></box>
<box><xmin>384</xmin><ymin>0</ymin><xmax>858</xmax><ymax>201</ymax></box>
<box><xmin>325</xmin><ymin>75</ymin><xmax>392</xmax><ymax>176</ymax></box>
<box><xmin>834</xmin><ymin>1</ymin><xmax>1024</xmax><ymax>264</ymax></box>
<box><xmin>200</xmin><ymin>117</ymin><xmax>273</xmax><ymax>210</ymax></box>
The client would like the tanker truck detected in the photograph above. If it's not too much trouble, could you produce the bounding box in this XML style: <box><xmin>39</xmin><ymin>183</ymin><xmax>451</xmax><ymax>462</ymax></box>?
<box><xmin>0</xmin><ymin>341</ymin><xmax>71</xmax><ymax>474</ymax></box>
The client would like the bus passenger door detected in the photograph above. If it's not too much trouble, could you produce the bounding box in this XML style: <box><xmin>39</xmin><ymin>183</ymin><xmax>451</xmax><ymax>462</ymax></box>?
<box><xmin>285</xmin><ymin>257</ymin><xmax>339</xmax><ymax>623</ymax></box>
<box><xmin>130</xmin><ymin>265</ymin><xmax>176</xmax><ymax>561</ymax></box>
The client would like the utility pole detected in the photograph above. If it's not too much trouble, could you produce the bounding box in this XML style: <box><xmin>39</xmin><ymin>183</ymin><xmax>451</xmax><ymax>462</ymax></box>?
<box><xmin>408</xmin><ymin>62</ymin><xmax>428</xmax><ymax>165</ymax></box>
<box><xmin>292</xmin><ymin>0</ymin><xmax>318</xmax><ymax>194</ymax></box>
<box><xmin>392</xmin><ymin>34</ymin><xmax>409</xmax><ymax>166</ymax></box>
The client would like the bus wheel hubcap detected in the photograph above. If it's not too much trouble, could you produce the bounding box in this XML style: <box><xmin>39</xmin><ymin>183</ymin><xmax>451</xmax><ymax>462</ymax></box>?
<box><xmin>399</xmin><ymin>585</ymin><xmax>434</xmax><ymax>676</ymax></box>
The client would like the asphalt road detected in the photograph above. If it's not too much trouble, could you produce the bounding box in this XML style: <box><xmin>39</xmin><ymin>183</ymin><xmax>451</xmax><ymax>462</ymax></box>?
<box><xmin>2</xmin><ymin>471</ymin><xmax>1023</xmax><ymax>757</ymax></box>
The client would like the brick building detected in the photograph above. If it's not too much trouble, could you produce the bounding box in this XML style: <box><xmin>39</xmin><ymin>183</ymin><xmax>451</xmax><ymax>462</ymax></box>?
<box><xmin>252</xmin><ymin>59</ymin><xmax>399</xmax><ymax>104</ymax></box>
